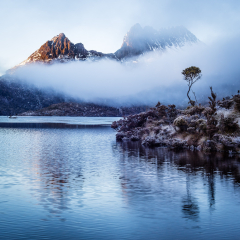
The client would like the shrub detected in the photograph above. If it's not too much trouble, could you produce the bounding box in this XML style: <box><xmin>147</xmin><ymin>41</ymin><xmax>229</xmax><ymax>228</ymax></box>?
<box><xmin>173</xmin><ymin>116</ymin><xmax>188</xmax><ymax>131</ymax></box>
<box><xmin>219</xmin><ymin>114</ymin><xmax>239</xmax><ymax>133</ymax></box>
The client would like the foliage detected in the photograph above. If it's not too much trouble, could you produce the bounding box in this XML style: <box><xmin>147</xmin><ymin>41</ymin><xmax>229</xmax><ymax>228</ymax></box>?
<box><xmin>167</xmin><ymin>104</ymin><xmax>178</xmax><ymax>123</ymax></box>
<box><xmin>218</xmin><ymin>98</ymin><xmax>234</xmax><ymax>109</ymax></box>
<box><xmin>183</xmin><ymin>105</ymin><xmax>205</xmax><ymax>116</ymax></box>
<box><xmin>233</xmin><ymin>92</ymin><xmax>240</xmax><ymax>111</ymax></box>
<box><xmin>203</xmin><ymin>87</ymin><xmax>218</xmax><ymax>138</ymax></box>
<box><xmin>219</xmin><ymin>115</ymin><xmax>239</xmax><ymax>133</ymax></box>
<box><xmin>182</xmin><ymin>66</ymin><xmax>202</xmax><ymax>106</ymax></box>
<box><xmin>173</xmin><ymin>116</ymin><xmax>188</xmax><ymax>131</ymax></box>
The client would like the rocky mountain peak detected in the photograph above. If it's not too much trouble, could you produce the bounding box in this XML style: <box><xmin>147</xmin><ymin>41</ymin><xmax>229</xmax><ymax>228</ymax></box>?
<box><xmin>13</xmin><ymin>24</ymin><xmax>199</xmax><ymax>68</ymax></box>
<box><xmin>128</xmin><ymin>23</ymin><xmax>142</xmax><ymax>35</ymax></box>
<box><xmin>15</xmin><ymin>33</ymin><xmax>116</xmax><ymax>67</ymax></box>
<box><xmin>51</xmin><ymin>33</ymin><xmax>66</xmax><ymax>42</ymax></box>
<box><xmin>121</xmin><ymin>23</ymin><xmax>144</xmax><ymax>48</ymax></box>
<box><xmin>115</xmin><ymin>24</ymin><xmax>199</xmax><ymax>60</ymax></box>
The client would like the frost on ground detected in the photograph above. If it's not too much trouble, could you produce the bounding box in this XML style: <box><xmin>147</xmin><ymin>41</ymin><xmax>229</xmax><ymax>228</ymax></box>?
<box><xmin>111</xmin><ymin>92</ymin><xmax>240</xmax><ymax>153</ymax></box>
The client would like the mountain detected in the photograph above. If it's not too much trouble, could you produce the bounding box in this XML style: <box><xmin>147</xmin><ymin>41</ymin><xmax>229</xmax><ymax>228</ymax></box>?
<box><xmin>0</xmin><ymin>75</ymin><xmax>147</xmax><ymax>116</ymax></box>
<box><xmin>15</xmin><ymin>33</ymin><xmax>117</xmax><ymax>68</ymax></box>
<box><xmin>0</xmin><ymin>75</ymin><xmax>70</xmax><ymax>115</ymax></box>
<box><xmin>115</xmin><ymin>24</ymin><xmax>199</xmax><ymax>60</ymax></box>
<box><xmin>0</xmin><ymin>24</ymin><xmax>200</xmax><ymax>116</ymax></box>
<box><xmin>19</xmin><ymin>102</ymin><xmax>147</xmax><ymax>117</ymax></box>
<box><xmin>12</xmin><ymin>24</ymin><xmax>198</xmax><ymax>68</ymax></box>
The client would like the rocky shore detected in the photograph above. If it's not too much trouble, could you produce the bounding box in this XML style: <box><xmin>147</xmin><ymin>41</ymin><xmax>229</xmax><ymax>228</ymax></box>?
<box><xmin>111</xmin><ymin>90</ymin><xmax>240</xmax><ymax>153</ymax></box>
<box><xmin>19</xmin><ymin>102</ymin><xmax>147</xmax><ymax>117</ymax></box>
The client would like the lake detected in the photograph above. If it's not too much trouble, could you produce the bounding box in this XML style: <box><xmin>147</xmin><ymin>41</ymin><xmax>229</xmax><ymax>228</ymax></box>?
<box><xmin>0</xmin><ymin>117</ymin><xmax>240</xmax><ymax>240</ymax></box>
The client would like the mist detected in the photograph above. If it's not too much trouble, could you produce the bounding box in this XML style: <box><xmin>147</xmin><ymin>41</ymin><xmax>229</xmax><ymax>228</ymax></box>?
<box><xmin>1</xmin><ymin>0</ymin><xmax>240</xmax><ymax>76</ymax></box>
<box><xmin>12</xmin><ymin>35</ymin><xmax>240</xmax><ymax>107</ymax></box>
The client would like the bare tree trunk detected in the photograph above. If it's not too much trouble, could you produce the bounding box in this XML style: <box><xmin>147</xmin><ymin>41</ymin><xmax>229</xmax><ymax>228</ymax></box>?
<box><xmin>187</xmin><ymin>85</ymin><xmax>191</xmax><ymax>102</ymax></box>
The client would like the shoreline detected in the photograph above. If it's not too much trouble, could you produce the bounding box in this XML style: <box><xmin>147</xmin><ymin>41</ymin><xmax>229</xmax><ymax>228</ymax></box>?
<box><xmin>111</xmin><ymin>92</ymin><xmax>240</xmax><ymax>154</ymax></box>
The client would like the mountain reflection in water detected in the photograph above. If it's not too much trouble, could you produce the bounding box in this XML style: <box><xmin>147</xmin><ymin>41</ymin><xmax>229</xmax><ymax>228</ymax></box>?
<box><xmin>1</xmin><ymin>127</ymin><xmax>240</xmax><ymax>240</ymax></box>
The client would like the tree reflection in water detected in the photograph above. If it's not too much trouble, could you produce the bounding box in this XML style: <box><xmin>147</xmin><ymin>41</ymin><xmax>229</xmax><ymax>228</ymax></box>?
<box><xmin>182</xmin><ymin>167</ymin><xmax>200</xmax><ymax>221</ymax></box>
<box><xmin>114</xmin><ymin>140</ymin><xmax>240</xmax><ymax>221</ymax></box>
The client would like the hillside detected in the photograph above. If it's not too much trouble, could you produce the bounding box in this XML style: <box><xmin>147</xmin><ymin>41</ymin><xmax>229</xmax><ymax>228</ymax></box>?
<box><xmin>0</xmin><ymin>24</ymin><xmax>200</xmax><ymax>116</ymax></box>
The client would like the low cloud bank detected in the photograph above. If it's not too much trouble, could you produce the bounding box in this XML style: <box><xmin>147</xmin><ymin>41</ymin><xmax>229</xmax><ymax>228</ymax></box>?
<box><xmin>13</xmin><ymin>36</ymin><xmax>240</xmax><ymax>107</ymax></box>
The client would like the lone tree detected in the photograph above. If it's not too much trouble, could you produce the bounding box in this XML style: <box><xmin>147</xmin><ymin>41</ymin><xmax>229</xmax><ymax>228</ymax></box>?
<box><xmin>182</xmin><ymin>66</ymin><xmax>202</xmax><ymax>106</ymax></box>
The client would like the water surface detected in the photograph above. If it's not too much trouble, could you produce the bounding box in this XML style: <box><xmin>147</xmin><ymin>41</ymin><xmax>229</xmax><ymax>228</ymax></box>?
<box><xmin>0</xmin><ymin>116</ymin><xmax>121</xmax><ymax>125</ymax></box>
<box><xmin>0</xmin><ymin>120</ymin><xmax>240</xmax><ymax>240</ymax></box>
<box><xmin>0</xmin><ymin>116</ymin><xmax>121</xmax><ymax>128</ymax></box>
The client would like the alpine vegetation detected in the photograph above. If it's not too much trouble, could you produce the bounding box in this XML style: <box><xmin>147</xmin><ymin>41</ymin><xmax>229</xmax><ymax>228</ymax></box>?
<box><xmin>112</xmin><ymin>68</ymin><xmax>240</xmax><ymax>153</ymax></box>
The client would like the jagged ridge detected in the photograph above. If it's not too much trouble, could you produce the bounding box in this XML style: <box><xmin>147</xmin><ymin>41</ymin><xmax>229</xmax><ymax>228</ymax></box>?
<box><xmin>17</xmin><ymin>33</ymin><xmax>117</xmax><ymax>67</ymax></box>
<box><xmin>14</xmin><ymin>24</ymin><xmax>199</xmax><ymax>68</ymax></box>
<box><xmin>115</xmin><ymin>24</ymin><xmax>199</xmax><ymax>60</ymax></box>
<box><xmin>1</xmin><ymin>24</ymin><xmax>200</xmax><ymax>116</ymax></box>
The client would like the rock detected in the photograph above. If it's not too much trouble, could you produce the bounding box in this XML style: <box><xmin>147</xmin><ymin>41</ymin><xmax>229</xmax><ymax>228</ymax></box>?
<box><xmin>212</xmin><ymin>134</ymin><xmax>239</xmax><ymax>152</ymax></box>
<box><xmin>142</xmin><ymin>136</ymin><xmax>157</xmax><ymax>146</ymax></box>
<box><xmin>168</xmin><ymin>139</ymin><xmax>187</xmax><ymax>150</ymax></box>
<box><xmin>190</xmin><ymin>145</ymin><xmax>195</xmax><ymax>151</ymax></box>
<box><xmin>203</xmin><ymin>140</ymin><xmax>217</xmax><ymax>152</ymax></box>
<box><xmin>112</xmin><ymin>94</ymin><xmax>240</xmax><ymax>154</ymax></box>
<box><xmin>116</xmin><ymin>132</ymin><xmax>126</xmax><ymax>141</ymax></box>
<box><xmin>216</xmin><ymin>143</ymin><xmax>224</xmax><ymax>152</ymax></box>
<box><xmin>130</xmin><ymin>135</ymin><xmax>139</xmax><ymax>141</ymax></box>
<box><xmin>14</xmin><ymin>33</ymin><xmax>117</xmax><ymax>68</ymax></box>
<box><xmin>196</xmin><ymin>145</ymin><xmax>202</xmax><ymax>151</ymax></box>
<box><xmin>114</xmin><ymin>24</ymin><xmax>198</xmax><ymax>60</ymax></box>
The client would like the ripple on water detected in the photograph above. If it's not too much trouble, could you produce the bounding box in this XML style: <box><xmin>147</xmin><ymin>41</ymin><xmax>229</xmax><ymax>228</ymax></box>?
<box><xmin>0</xmin><ymin>127</ymin><xmax>240</xmax><ymax>240</ymax></box>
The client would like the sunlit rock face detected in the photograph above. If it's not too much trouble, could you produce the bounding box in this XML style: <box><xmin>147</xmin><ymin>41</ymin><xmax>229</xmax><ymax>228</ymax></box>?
<box><xmin>15</xmin><ymin>33</ymin><xmax>116</xmax><ymax>68</ymax></box>
<box><xmin>13</xmin><ymin>24</ymin><xmax>198</xmax><ymax>68</ymax></box>
<box><xmin>115</xmin><ymin>23</ymin><xmax>199</xmax><ymax>60</ymax></box>
<box><xmin>0</xmin><ymin>24</ymin><xmax>200</xmax><ymax>115</ymax></box>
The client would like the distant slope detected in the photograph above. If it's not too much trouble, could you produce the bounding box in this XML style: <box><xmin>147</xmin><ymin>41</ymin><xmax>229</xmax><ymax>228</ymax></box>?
<box><xmin>19</xmin><ymin>102</ymin><xmax>147</xmax><ymax>117</ymax></box>
<box><xmin>11</xmin><ymin>24</ymin><xmax>199</xmax><ymax>69</ymax></box>
<box><xmin>0</xmin><ymin>75</ymin><xmax>70</xmax><ymax>115</ymax></box>
<box><xmin>0</xmin><ymin>75</ymin><xmax>147</xmax><ymax>116</ymax></box>
<box><xmin>0</xmin><ymin>24</ymin><xmax>200</xmax><ymax>115</ymax></box>
<box><xmin>115</xmin><ymin>24</ymin><xmax>199</xmax><ymax>60</ymax></box>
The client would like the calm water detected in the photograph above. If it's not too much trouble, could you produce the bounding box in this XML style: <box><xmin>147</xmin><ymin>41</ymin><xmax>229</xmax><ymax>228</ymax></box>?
<box><xmin>1</xmin><ymin>118</ymin><xmax>240</xmax><ymax>240</ymax></box>
<box><xmin>0</xmin><ymin>116</ymin><xmax>121</xmax><ymax>125</ymax></box>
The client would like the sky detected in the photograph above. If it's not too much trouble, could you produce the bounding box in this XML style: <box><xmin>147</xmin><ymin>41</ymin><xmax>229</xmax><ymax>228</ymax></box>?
<box><xmin>1</xmin><ymin>0</ymin><xmax>240</xmax><ymax>75</ymax></box>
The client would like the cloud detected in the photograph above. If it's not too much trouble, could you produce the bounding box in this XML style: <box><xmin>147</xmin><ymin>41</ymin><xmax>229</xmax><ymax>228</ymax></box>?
<box><xmin>1</xmin><ymin>0</ymin><xmax>240</xmax><ymax>75</ymax></box>
<box><xmin>12</xmin><ymin>34</ymin><xmax>240</xmax><ymax>107</ymax></box>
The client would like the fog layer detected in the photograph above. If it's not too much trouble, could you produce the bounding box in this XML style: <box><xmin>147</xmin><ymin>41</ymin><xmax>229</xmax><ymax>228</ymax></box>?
<box><xmin>13</xmin><ymin>36</ymin><xmax>240</xmax><ymax>107</ymax></box>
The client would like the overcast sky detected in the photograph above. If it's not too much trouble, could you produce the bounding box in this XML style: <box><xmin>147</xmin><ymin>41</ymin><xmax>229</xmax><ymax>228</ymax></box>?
<box><xmin>0</xmin><ymin>0</ymin><xmax>240</xmax><ymax>75</ymax></box>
